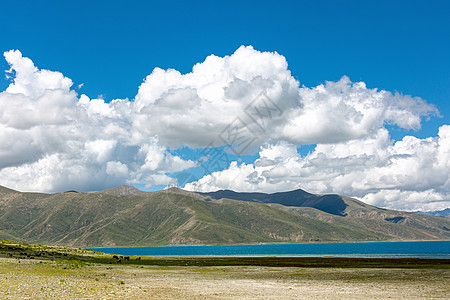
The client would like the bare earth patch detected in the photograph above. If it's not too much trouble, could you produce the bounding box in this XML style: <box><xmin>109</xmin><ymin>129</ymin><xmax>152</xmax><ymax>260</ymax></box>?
<box><xmin>0</xmin><ymin>257</ymin><xmax>449</xmax><ymax>299</ymax></box>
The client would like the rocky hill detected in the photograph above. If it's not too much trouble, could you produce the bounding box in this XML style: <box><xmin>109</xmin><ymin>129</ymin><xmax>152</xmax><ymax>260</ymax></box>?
<box><xmin>0</xmin><ymin>185</ymin><xmax>449</xmax><ymax>247</ymax></box>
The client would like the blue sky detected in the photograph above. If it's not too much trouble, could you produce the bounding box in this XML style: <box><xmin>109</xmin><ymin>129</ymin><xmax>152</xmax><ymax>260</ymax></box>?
<box><xmin>0</xmin><ymin>0</ymin><xmax>449</xmax><ymax>211</ymax></box>
<box><xmin>2</xmin><ymin>0</ymin><xmax>449</xmax><ymax>117</ymax></box>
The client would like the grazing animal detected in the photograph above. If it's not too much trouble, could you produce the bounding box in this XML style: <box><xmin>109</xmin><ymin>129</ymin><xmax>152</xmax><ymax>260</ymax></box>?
<box><xmin>124</xmin><ymin>256</ymin><xmax>130</xmax><ymax>261</ymax></box>
<box><xmin>116</xmin><ymin>259</ymin><xmax>121</xmax><ymax>263</ymax></box>
<box><xmin>119</xmin><ymin>256</ymin><xmax>124</xmax><ymax>259</ymax></box>
<box><xmin>136</xmin><ymin>257</ymin><xmax>141</xmax><ymax>261</ymax></box>
<box><xmin>113</xmin><ymin>255</ymin><xmax>119</xmax><ymax>259</ymax></box>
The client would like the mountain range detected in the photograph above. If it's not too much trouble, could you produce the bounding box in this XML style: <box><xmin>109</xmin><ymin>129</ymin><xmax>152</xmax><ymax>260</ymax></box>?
<box><xmin>417</xmin><ymin>208</ymin><xmax>450</xmax><ymax>218</ymax></box>
<box><xmin>0</xmin><ymin>185</ymin><xmax>449</xmax><ymax>247</ymax></box>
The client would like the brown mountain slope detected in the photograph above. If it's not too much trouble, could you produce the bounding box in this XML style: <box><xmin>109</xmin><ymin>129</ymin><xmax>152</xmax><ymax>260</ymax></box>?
<box><xmin>0</xmin><ymin>185</ymin><xmax>448</xmax><ymax>247</ymax></box>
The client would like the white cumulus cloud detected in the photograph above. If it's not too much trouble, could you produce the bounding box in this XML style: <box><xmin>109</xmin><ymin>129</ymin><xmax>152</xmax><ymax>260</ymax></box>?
<box><xmin>0</xmin><ymin>50</ymin><xmax>194</xmax><ymax>192</ymax></box>
<box><xmin>0</xmin><ymin>47</ymin><xmax>447</xmax><ymax>212</ymax></box>
<box><xmin>133</xmin><ymin>46</ymin><xmax>437</xmax><ymax>149</ymax></box>
<box><xmin>186</xmin><ymin>126</ymin><xmax>450</xmax><ymax>211</ymax></box>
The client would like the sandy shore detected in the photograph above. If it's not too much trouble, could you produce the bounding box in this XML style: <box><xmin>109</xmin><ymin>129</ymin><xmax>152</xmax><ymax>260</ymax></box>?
<box><xmin>0</xmin><ymin>257</ymin><xmax>449</xmax><ymax>299</ymax></box>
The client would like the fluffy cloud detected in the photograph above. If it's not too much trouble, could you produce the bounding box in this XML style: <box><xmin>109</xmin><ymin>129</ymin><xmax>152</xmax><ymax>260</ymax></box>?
<box><xmin>282</xmin><ymin>78</ymin><xmax>438</xmax><ymax>144</ymax></box>
<box><xmin>0</xmin><ymin>47</ymin><xmax>446</xmax><ymax>212</ymax></box>
<box><xmin>186</xmin><ymin>126</ymin><xmax>450</xmax><ymax>211</ymax></box>
<box><xmin>134</xmin><ymin>46</ymin><xmax>437</xmax><ymax>149</ymax></box>
<box><xmin>132</xmin><ymin>46</ymin><xmax>300</xmax><ymax>148</ymax></box>
<box><xmin>0</xmin><ymin>50</ymin><xmax>194</xmax><ymax>192</ymax></box>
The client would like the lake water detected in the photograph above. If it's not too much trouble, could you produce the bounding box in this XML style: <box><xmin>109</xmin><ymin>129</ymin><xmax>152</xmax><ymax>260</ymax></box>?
<box><xmin>89</xmin><ymin>240</ymin><xmax>450</xmax><ymax>259</ymax></box>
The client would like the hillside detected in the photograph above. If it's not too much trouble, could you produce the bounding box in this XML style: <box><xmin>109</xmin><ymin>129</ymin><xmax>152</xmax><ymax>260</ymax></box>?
<box><xmin>0</xmin><ymin>185</ymin><xmax>449</xmax><ymax>247</ymax></box>
<box><xmin>201</xmin><ymin>190</ymin><xmax>450</xmax><ymax>241</ymax></box>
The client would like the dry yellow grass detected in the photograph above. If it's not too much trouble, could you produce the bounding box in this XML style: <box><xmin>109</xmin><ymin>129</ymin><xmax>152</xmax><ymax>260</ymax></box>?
<box><xmin>1</xmin><ymin>257</ymin><xmax>449</xmax><ymax>299</ymax></box>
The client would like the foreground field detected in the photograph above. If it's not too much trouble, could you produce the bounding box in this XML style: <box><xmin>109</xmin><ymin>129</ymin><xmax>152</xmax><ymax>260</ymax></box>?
<box><xmin>1</xmin><ymin>256</ymin><xmax>449</xmax><ymax>299</ymax></box>
<box><xmin>0</xmin><ymin>239</ymin><xmax>449</xmax><ymax>299</ymax></box>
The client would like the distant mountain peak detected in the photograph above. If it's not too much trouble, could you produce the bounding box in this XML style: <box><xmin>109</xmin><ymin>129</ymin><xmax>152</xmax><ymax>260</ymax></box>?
<box><xmin>96</xmin><ymin>185</ymin><xmax>149</xmax><ymax>196</ymax></box>
<box><xmin>199</xmin><ymin>188</ymin><xmax>348</xmax><ymax>216</ymax></box>
<box><xmin>417</xmin><ymin>208</ymin><xmax>450</xmax><ymax>218</ymax></box>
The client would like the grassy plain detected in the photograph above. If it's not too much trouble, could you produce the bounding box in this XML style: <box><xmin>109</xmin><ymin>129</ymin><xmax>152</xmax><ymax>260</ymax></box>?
<box><xmin>0</xmin><ymin>239</ymin><xmax>449</xmax><ymax>299</ymax></box>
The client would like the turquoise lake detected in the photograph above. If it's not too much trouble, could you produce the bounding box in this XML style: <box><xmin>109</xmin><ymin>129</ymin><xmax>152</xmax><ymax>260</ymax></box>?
<box><xmin>89</xmin><ymin>240</ymin><xmax>450</xmax><ymax>258</ymax></box>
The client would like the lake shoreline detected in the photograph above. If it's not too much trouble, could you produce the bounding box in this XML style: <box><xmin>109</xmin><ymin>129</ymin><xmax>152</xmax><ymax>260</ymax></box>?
<box><xmin>88</xmin><ymin>240</ymin><xmax>450</xmax><ymax>259</ymax></box>
<box><xmin>87</xmin><ymin>239</ymin><xmax>450</xmax><ymax>248</ymax></box>
<box><xmin>98</xmin><ymin>256</ymin><xmax>450</xmax><ymax>269</ymax></box>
